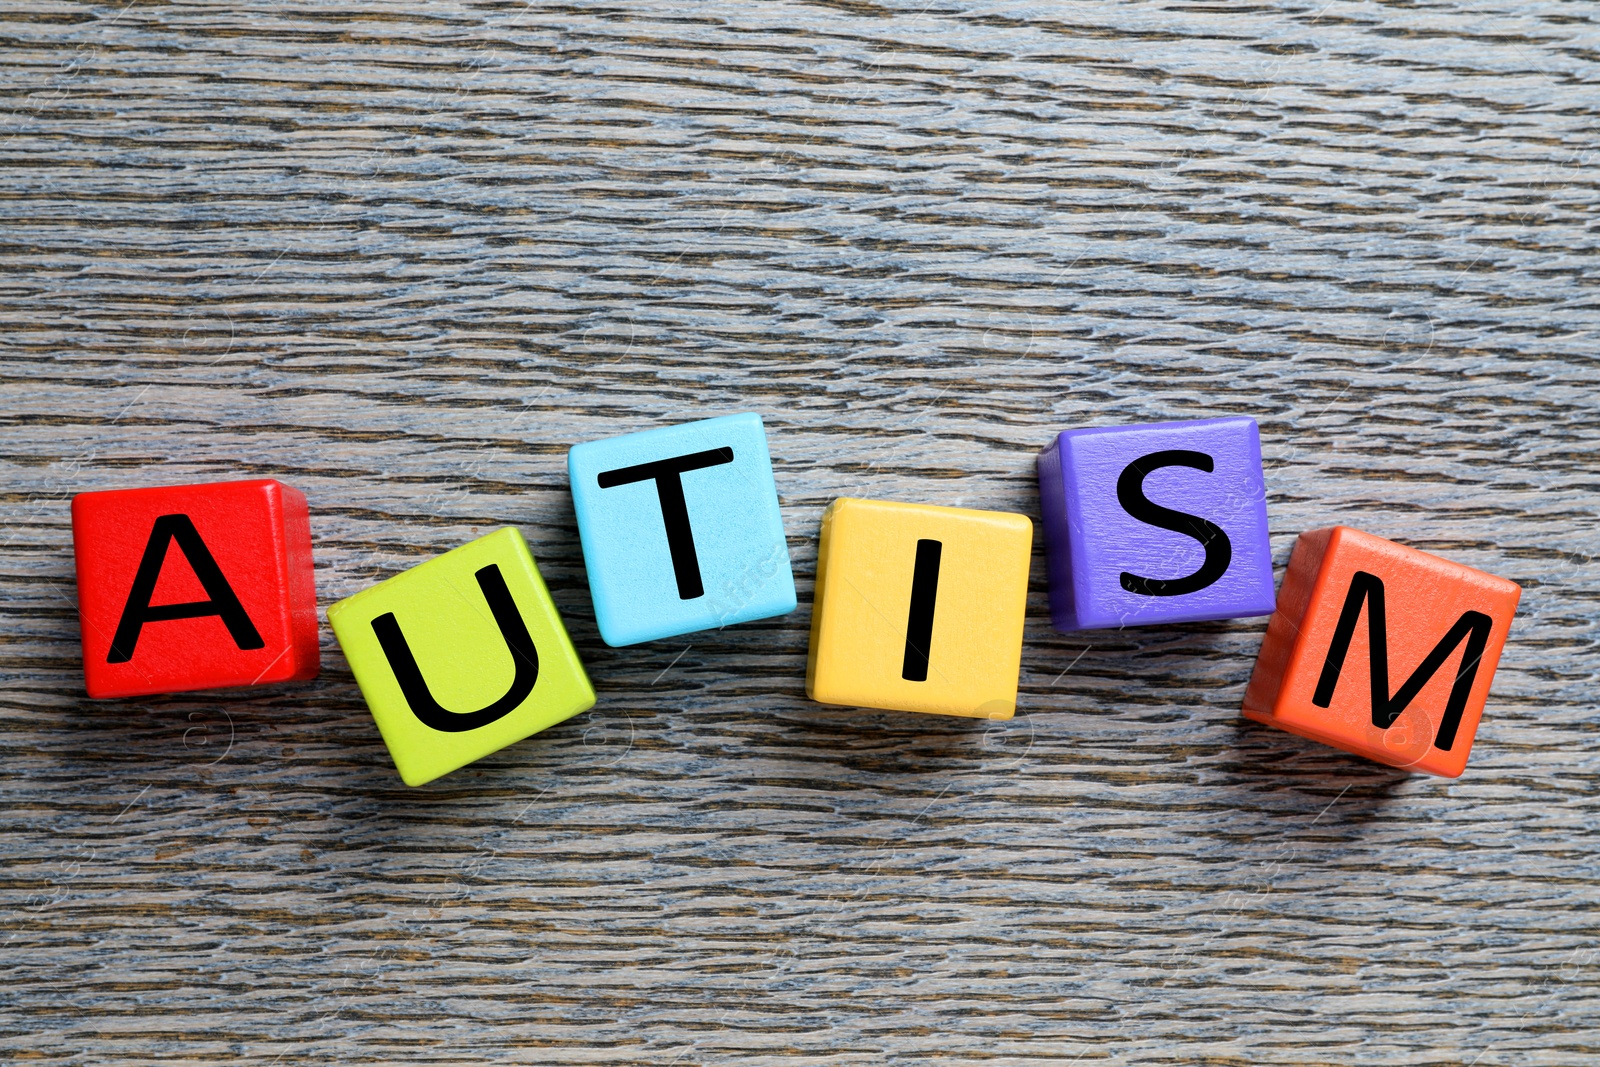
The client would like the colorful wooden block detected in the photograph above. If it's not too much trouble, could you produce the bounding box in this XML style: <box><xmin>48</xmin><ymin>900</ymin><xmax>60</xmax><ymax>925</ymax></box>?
<box><xmin>327</xmin><ymin>528</ymin><xmax>595</xmax><ymax>787</ymax></box>
<box><xmin>1243</xmin><ymin>526</ymin><xmax>1520</xmax><ymax>777</ymax></box>
<box><xmin>1037</xmin><ymin>416</ymin><xmax>1275</xmax><ymax>631</ymax></box>
<box><xmin>71</xmin><ymin>478</ymin><xmax>319</xmax><ymax>699</ymax></box>
<box><xmin>806</xmin><ymin>498</ymin><xmax>1032</xmax><ymax>719</ymax></box>
<box><xmin>568</xmin><ymin>412</ymin><xmax>796</xmax><ymax>647</ymax></box>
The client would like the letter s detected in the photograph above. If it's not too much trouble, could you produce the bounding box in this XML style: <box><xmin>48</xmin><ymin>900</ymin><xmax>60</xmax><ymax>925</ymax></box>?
<box><xmin>1116</xmin><ymin>450</ymin><xmax>1232</xmax><ymax>598</ymax></box>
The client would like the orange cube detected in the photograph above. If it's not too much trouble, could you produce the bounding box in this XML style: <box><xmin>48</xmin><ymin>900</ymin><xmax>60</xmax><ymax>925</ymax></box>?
<box><xmin>1243</xmin><ymin>526</ymin><xmax>1520</xmax><ymax>777</ymax></box>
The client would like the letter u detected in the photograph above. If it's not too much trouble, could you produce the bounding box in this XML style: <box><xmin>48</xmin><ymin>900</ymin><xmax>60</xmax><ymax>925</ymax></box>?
<box><xmin>369</xmin><ymin>564</ymin><xmax>540</xmax><ymax>732</ymax></box>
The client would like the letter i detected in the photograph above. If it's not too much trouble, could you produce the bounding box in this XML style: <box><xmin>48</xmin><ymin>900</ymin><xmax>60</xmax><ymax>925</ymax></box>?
<box><xmin>901</xmin><ymin>539</ymin><xmax>942</xmax><ymax>681</ymax></box>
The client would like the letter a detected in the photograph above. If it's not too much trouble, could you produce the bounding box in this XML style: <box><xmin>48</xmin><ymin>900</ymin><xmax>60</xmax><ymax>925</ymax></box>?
<box><xmin>107</xmin><ymin>514</ymin><xmax>264</xmax><ymax>663</ymax></box>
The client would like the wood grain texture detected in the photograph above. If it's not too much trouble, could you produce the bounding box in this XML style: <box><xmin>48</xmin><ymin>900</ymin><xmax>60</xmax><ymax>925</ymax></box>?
<box><xmin>2</xmin><ymin>0</ymin><xmax>1598</xmax><ymax>1063</ymax></box>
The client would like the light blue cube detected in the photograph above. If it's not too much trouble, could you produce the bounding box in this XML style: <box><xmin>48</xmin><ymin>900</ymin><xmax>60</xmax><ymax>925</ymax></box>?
<box><xmin>568</xmin><ymin>412</ymin><xmax>797</xmax><ymax>647</ymax></box>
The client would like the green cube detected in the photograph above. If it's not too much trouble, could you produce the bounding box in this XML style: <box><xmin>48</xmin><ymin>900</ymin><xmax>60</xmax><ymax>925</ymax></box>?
<box><xmin>328</xmin><ymin>528</ymin><xmax>595</xmax><ymax>786</ymax></box>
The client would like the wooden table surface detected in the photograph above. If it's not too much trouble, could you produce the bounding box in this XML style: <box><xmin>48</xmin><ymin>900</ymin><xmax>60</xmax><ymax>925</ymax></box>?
<box><xmin>4</xmin><ymin>2</ymin><xmax>1598</xmax><ymax>1063</ymax></box>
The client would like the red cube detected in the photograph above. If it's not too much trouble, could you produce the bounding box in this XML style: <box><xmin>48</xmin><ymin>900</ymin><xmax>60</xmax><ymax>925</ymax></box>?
<box><xmin>1243</xmin><ymin>526</ymin><xmax>1520</xmax><ymax>777</ymax></box>
<box><xmin>71</xmin><ymin>479</ymin><xmax>320</xmax><ymax>699</ymax></box>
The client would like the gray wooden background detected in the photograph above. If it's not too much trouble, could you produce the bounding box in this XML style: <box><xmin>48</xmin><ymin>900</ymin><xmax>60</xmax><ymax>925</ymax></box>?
<box><xmin>3</xmin><ymin>1</ymin><xmax>1598</xmax><ymax>1063</ymax></box>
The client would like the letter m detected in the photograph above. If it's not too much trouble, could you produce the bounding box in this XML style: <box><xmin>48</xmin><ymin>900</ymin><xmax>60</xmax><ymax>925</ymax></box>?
<box><xmin>1312</xmin><ymin>571</ymin><xmax>1493</xmax><ymax>752</ymax></box>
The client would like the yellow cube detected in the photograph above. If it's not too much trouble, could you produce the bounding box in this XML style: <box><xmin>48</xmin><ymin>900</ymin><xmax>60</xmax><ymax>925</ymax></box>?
<box><xmin>806</xmin><ymin>498</ymin><xmax>1032</xmax><ymax>719</ymax></box>
<box><xmin>328</xmin><ymin>528</ymin><xmax>595</xmax><ymax>786</ymax></box>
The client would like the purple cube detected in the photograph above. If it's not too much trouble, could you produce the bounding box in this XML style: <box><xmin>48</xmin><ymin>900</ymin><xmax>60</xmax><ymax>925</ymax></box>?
<box><xmin>1037</xmin><ymin>416</ymin><xmax>1275</xmax><ymax>631</ymax></box>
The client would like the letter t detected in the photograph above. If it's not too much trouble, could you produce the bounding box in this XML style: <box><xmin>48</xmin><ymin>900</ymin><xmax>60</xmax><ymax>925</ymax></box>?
<box><xmin>597</xmin><ymin>447</ymin><xmax>735</xmax><ymax>600</ymax></box>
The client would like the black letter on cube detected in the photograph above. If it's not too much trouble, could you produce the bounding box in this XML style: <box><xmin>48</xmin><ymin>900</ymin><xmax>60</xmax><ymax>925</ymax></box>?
<box><xmin>597</xmin><ymin>447</ymin><xmax>735</xmax><ymax>600</ymax></box>
<box><xmin>1116</xmin><ymin>449</ymin><xmax>1233</xmax><ymax>597</ymax></box>
<box><xmin>1313</xmin><ymin>570</ymin><xmax>1493</xmax><ymax>752</ymax></box>
<box><xmin>370</xmin><ymin>564</ymin><xmax>540</xmax><ymax>733</ymax></box>
<box><xmin>108</xmin><ymin>514</ymin><xmax>264</xmax><ymax>663</ymax></box>
<box><xmin>901</xmin><ymin>539</ymin><xmax>943</xmax><ymax>682</ymax></box>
